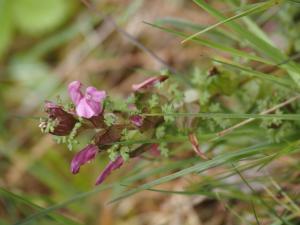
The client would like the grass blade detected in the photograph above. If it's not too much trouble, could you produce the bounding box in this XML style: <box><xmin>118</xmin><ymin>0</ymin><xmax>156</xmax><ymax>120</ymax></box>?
<box><xmin>211</xmin><ymin>58</ymin><xmax>298</xmax><ymax>89</ymax></box>
<box><xmin>14</xmin><ymin>185</ymin><xmax>112</xmax><ymax>225</ymax></box>
<box><xmin>192</xmin><ymin>0</ymin><xmax>300</xmax><ymax>89</ymax></box>
<box><xmin>145</xmin><ymin>22</ymin><xmax>274</xmax><ymax>65</ymax></box>
<box><xmin>182</xmin><ymin>0</ymin><xmax>276</xmax><ymax>43</ymax></box>
<box><xmin>109</xmin><ymin>142</ymin><xmax>279</xmax><ymax>203</ymax></box>
<box><xmin>0</xmin><ymin>188</ymin><xmax>82</xmax><ymax>225</ymax></box>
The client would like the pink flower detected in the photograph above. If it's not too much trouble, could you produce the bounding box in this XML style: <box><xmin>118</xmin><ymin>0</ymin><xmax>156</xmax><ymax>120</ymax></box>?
<box><xmin>132</xmin><ymin>75</ymin><xmax>168</xmax><ymax>91</ymax></box>
<box><xmin>130</xmin><ymin>115</ymin><xmax>144</xmax><ymax>127</ymax></box>
<box><xmin>68</xmin><ymin>81</ymin><xmax>106</xmax><ymax>118</ymax></box>
<box><xmin>95</xmin><ymin>156</ymin><xmax>124</xmax><ymax>185</ymax></box>
<box><xmin>188</xmin><ymin>133</ymin><xmax>208</xmax><ymax>160</ymax></box>
<box><xmin>71</xmin><ymin>144</ymin><xmax>99</xmax><ymax>174</ymax></box>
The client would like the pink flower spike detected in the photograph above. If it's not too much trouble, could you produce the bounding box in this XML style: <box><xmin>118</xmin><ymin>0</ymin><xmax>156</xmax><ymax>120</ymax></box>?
<box><xmin>95</xmin><ymin>156</ymin><xmax>124</xmax><ymax>185</ymax></box>
<box><xmin>68</xmin><ymin>81</ymin><xmax>107</xmax><ymax>118</ymax></box>
<box><xmin>71</xmin><ymin>144</ymin><xmax>98</xmax><ymax>174</ymax></box>
<box><xmin>68</xmin><ymin>81</ymin><xmax>83</xmax><ymax>105</ymax></box>
<box><xmin>188</xmin><ymin>133</ymin><xmax>208</xmax><ymax>160</ymax></box>
<box><xmin>132</xmin><ymin>75</ymin><xmax>168</xmax><ymax>91</ymax></box>
<box><xmin>130</xmin><ymin>115</ymin><xmax>144</xmax><ymax>127</ymax></box>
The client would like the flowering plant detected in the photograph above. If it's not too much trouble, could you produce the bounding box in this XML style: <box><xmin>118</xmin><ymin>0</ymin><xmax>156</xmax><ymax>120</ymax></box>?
<box><xmin>40</xmin><ymin>75</ymin><xmax>206</xmax><ymax>185</ymax></box>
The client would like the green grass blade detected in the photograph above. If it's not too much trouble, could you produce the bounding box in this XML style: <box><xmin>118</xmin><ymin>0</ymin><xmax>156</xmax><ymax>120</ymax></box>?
<box><xmin>182</xmin><ymin>0</ymin><xmax>276</xmax><ymax>43</ymax></box>
<box><xmin>156</xmin><ymin>17</ymin><xmax>239</xmax><ymax>43</ymax></box>
<box><xmin>109</xmin><ymin>142</ymin><xmax>279</xmax><ymax>203</ymax></box>
<box><xmin>14</xmin><ymin>185</ymin><xmax>112</xmax><ymax>225</ymax></box>
<box><xmin>145</xmin><ymin>22</ymin><xmax>274</xmax><ymax>65</ymax></box>
<box><xmin>192</xmin><ymin>0</ymin><xmax>300</xmax><ymax>88</ymax></box>
<box><xmin>0</xmin><ymin>188</ymin><xmax>82</xmax><ymax>225</ymax></box>
<box><xmin>14</xmin><ymin>158</ymin><xmax>197</xmax><ymax>224</ymax></box>
<box><xmin>142</xmin><ymin>112</ymin><xmax>300</xmax><ymax>120</ymax></box>
<box><xmin>211</xmin><ymin>58</ymin><xmax>298</xmax><ymax>89</ymax></box>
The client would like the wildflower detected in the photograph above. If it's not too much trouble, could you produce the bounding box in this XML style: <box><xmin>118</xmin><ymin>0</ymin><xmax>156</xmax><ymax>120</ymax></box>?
<box><xmin>130</xmin><ymin>115</ymin><xmax>144</xmax><ymax>127</ymax></box>
<box><xmin>188</xmin><ymin>133</ymin><xmax>208</xmax><ymax>160</ymax></box>
<box><xmin>95</xmin><ymin>156</ymin><xmax>124</xmax><ymax>185</ymax></box>
<box><xmin>68</xmin><ymin>81</ymin><xmax>106</xmax><ymax>118</ymax></box>
<box><xmin>42</xmin><ymin>101</ymin><xmax>77</xmax><ymax>136</ymax></box>
<box><xmin>132</xmin><ymin>75</ymin><xmax>168</xmax><ymax>91</ymax></box>
<box><xmin>71</xmin><ymin>144</ymin><xmax>99</xmax><ymax>174</ymax></box>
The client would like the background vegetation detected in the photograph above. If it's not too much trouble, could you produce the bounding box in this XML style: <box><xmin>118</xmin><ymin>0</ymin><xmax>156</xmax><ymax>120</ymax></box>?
<box><xmin>1</xmin><ymin>0</ymin><xmax>300</xmax><ymax>224</ymax></box>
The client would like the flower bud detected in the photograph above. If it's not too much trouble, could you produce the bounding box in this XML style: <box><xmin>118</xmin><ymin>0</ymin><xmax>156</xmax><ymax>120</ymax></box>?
<box><xmin>43</xmin><ymin>101</ymin><xmax>77</xmax><ymax>136</ymax></box>
<box><xmin>95</xmin><ymin>156</ymin><xmax>124</xmax><ymax>185</ymax></box>
<box><xmin>71</xmin><ymin>144</ymin><xmax>99</xmax><ymax>174</ymax></box>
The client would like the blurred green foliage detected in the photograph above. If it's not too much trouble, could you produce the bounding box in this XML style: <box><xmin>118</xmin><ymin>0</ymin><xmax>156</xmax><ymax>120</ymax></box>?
<box><xmin>0</xmin><ymin>0</ymin><xmax>77</xmax><ymax>58</ymax></box>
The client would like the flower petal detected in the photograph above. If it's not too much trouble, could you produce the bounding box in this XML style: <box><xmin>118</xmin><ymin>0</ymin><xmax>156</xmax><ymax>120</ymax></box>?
<box><xmin>86</xmin><ymin>99</ymin><xmax>103</xmax><ymax>116</ymax></box>
<box><xmin>95</xmin><ymin>156</ymin><xmax>124</xmax><ymax>185</ymax></box>
<box><xmin>76</xmin><ymin>98</ymin><xmax>100</xmax><ymax>118</ymax></box>
<box><xmin>71</xmin><ymin>144</ymin><xmax>98</xmax><ymax>174</ymax></box>
<box><xmin>86</xmin><ymin>87</ymin><xmax>106</xmax><ymax>102</ymax></box>
<box><xmin>68</xmin><ymin>81</ymin><xmax>84</xmax><ymax>105</ymax></box>
<box><xmin>132</xmin><ymin>75</ymin><xmax>168</xmax><ymax>91</ymax></box>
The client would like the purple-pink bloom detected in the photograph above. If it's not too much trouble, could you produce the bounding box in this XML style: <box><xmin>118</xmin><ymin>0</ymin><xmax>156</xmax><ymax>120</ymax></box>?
<box><xmin>95</xmin><ymin>156</ymin><xmax>124</xmax><ymax>185</ymax></box>
<box><xmin>68</xmin><ymin>81</ymin><xmax>106</xmax><ymax>118</ymax></box>
<box><xmin>132</xmin><ymin>75</ymin><xmax>168</xmax><ymax>91</ymax></box>
<box><xmin>130</xmin><ymin>115</ymin><xmax>144</xmax><ymax>127</ymax></box>
<box><xmin>71</xmin><ymin>144</ymin><xmax>99</xmax><ymax>174</ymax></box>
